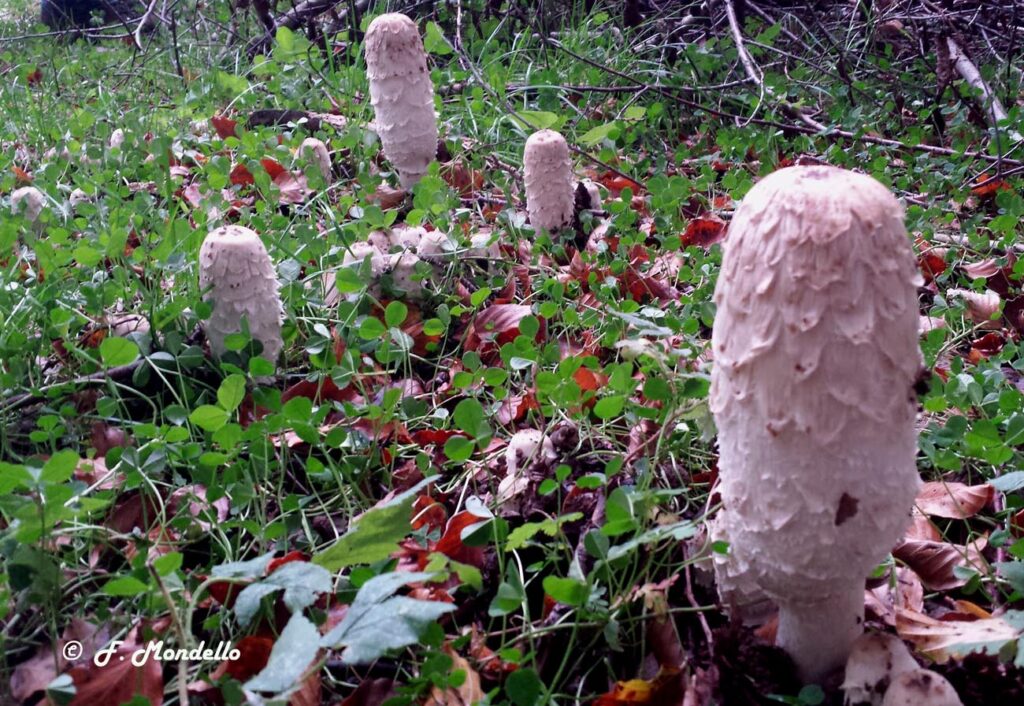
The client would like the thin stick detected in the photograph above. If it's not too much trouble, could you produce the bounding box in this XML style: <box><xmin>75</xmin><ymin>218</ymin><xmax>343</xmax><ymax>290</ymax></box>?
<box><xmin>945</xmin><ymin>33</ymin><xmax>1023</xmax><ymax>143</ymax></box>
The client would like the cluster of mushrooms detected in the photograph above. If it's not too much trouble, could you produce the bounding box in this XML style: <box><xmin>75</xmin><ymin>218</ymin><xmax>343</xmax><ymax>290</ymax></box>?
<box><xmin>6</xmin><ymin>11</ymin><xmax>955</xmax><ymax>704</ymax></box>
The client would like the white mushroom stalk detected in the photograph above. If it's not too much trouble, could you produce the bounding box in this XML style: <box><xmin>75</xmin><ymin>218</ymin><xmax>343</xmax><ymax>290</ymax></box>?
<box><xmin>710</xmin><ymin>166</ymin><xmax>923</xmax><ymax>681</ymax></box>
<box><xmin>523</xmin><ymin>129</ymin><xmax>574</xmax><ymax>234</ymax></box>
<box><xmin>364</xmin><ymin>13</ymin><xmax>438</xmax><ymax>188</ymax></box>
<box><xmin>199</xmin><ymin>225</ymin><xmax>284</xmax><ymax>364</ymax></box>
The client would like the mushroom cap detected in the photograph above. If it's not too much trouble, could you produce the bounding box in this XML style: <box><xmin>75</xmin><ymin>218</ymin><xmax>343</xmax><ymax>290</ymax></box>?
<box><xmin>342</xmin><ymin>241</ymin><xmax>391</xmax><ymax>277</ymax></box>
<box><xmin>199</xmin><ymin>225</ymin><xmax>283</xmax><ymax>362</ymax></box>
<box><xmin>416</xmin><ymin>230</ymin><xmax>455</xmax><ymax>261</ymax></box>
<box><xmin>11</xmin><ymin>186</ymin><xmax>45</xmax><ymax>222</ymax></box>
<box><xmin>389</xmin><ymin>225</ymin><xmax>428</xmax><ymax>251</ymax></box>
<box><xmin>299</xmin><ymin>138</ymin><xmax>332</xmax><ymax>181</ymax></box>
<box><xmin>523</xmin><ymin>129</ymin><xmax>574</xmax><ymax>233</ymax></box>
<box><xmin>710</xmin><ymin>165</ymin><xmax>922</xmax><ymax>600</ymax></box>
<box><xmin>505</xmin><ymin>429</ymin><xmax>557</xmax><ymax>477</ymax></box>
<box><xmin>468</xmin><ymin>231</ymin><xmax>501</xmax><ymax>260</ymax></box>
<box><xmin>364</xmin><ymin>13</ymin><xmax>438</xmax><ymax>188</ymax></box>
<box><xmin>385</xmin><ymin>252</ymin><xmax>426</xmax><ymax>297</ymax></box>
<box><xmin>842</xmin><ymin>633</ymin><xmax>919</xmax><ymax>706</ymax></box>
<box><xmin>108</xmin><ymin>128</ymin><xmax>125</xmax><ymax>150</ymax></box>
<box><xmin>881</xmin><ymin>669</ymin><xmax>962</xmax><ymax>706</ymax></box>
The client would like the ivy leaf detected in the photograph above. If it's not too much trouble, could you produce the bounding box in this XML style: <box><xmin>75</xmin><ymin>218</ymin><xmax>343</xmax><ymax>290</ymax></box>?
<box><xmin>245</xmin><ymin>614</ymin><xmax>320</xmax><ymax>694</ymax></box>
<box><xmin>320</xmin><ymin>571</ymin><xmax>454</xmax><ymax>664</ymax></box>
<box><xmin>314</xmin><ymin>478</ymin><xmax>430</xmax><ymax>571</ymax></box>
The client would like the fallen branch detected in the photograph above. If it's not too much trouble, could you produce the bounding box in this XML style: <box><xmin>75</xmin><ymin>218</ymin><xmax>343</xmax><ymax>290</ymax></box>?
<box><xmin>945</xmin><ymin>33</ymin><xmax>1023</xmax><ymax>143</ymax></box>
<box><xmin>246</xmin><ymin>0</ymin><xmax>372</xmax><ymax>59</ymax></box>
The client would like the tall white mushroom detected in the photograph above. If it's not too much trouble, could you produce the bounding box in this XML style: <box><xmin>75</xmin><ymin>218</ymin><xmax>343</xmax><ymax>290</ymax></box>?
<box><xmin>199</xmin><ymin>225</ymin><xmax>283</xmax><ymax>364</ymax></box>
<box><xmin>523</xmin><ymin>129</ymin><xmax>574</xmax><ymax>234</ymax></box>
<box><xmin>364</xmin><ymin>13</ymin><xmax>438</xmax><ymax>188</ymax></box>
<box><xmin>710</xmin><ymin>166</ymin><xmax>923</xmax><ymax>681</ymax></box>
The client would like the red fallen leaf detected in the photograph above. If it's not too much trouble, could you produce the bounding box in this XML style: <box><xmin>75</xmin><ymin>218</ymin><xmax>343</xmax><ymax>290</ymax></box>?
<box><xmin>223</xmin><ymin>635</ymin><xmax>275</xmax><ymax>681</ymax></box>
<box><xmin>340</xmin><ymin>678</ymin><xmax>397</xmax><ymax>706</ymax></box>
<box><xmin>13</xmin><ymin>165</ymin><xmax>33</xmax><ymax>183</ymax></box>
<box><xmin>464</xmin><ymin>303</ymin><xmax>544</xmax><ymax>358</ymax></box>
<box><xmin>211</xmin><ymin>114</ymin><xmax>238</xmax><ymax>139</ymax></box>
<box><xmin>620</xmin><ymin>266</ymin><xmax>679</xmax><ymax>303</ymax></box>
<box><xmin>267</xmin><ymin>551</ymin><xmax>308</xmax><ymax>575</ymax></box>
<box><xmin>412</xmin><ymin>495</ymin><xmax>447</xmax><ymax>532</ymax></box>
<box><xmin>592</xmin><ymin>670</ymin><xmax>685</xmax><ymax>706</ymax></box>
<box><xmin>411</xmin><ymin>429</ymin><xmax>467</xmax><ymax>446</ymax></box>
<box><xmin>712</xmin><ymin>194</ymin><xmax>733</xmax><ymax>209</ymax></box>
<box><xmin>468</xmin><ymin>627</ymin><xmax>519</xmax><ymax>678</ymax></box>
<box><xmin>680</xmin><ymin>215</ymin><xmax>727</xmax><ymax>249</ymax></box>
<box><xmin>440</xmin><ymin>161</ymin><xmax>483</xmax><ymax>196</ymax></box>
<box><xmin>918</xmin><ymin>250</ymin><xmax>948</xmax><ymax>283</ymax></box>
<box><xmin>272</xmin><ymin>170</ymin><xmax>311</xmax><ymax>205</ymax></box>
<box><xmin>865</xmin><ymin>567</ymin><xmax>924</xmax><ymax>627</ymax></box>
<box><xmin>282</xmin><ymin>377</ymin><xmax>357</xmax><ymax>405</ymax></box>
<box><xmin>260</xmin><ymin>157</ymin><xmax>287</xmax><ymax>180</ymax></box>
<box><xmin>207</xmin><ymin>579</ymin><xmax>243</xmax><ymax>608</ymax></box>
<box><xmin>433</xmin><ymin>511</ymin><xmax>488</xmax><ymax>568</ymax></box>
<box><xmin>971</xmin><ymin>173</ymin><xmax>1012</xmax><ymax>200</ymax></box>
<box><xmin>970</xmin><ymin>332</ymin><xmax>1006</xmax><ymax>364</ymax></box>
<box><xmin>1011</xmin><ymin>508</ymin><xmax>1024</xmax><ymax>538</ymax></box>
<box><xmin>496</xmin><ymin>391</ymin><xmax>540</xmax><ymax>425</ymax></box>
<box><xmin>915</xmin><ymin>482</ymin><xmax>992</xmax><ymax>519</ymax></box>
<box><xmin>25</xmin><ymin>68</ymin><xmax>42</xmax><ymax>85</ymax></box>
<box><xmin>230</xmin><ymin>162</ymin><xmax>255</xmax><ymax>187</ymax></box>
<box><xmin>367</xmin><ymin>183</ymin><xmax>407</xmax><ymax>209</ymax></box>
<box><xmin>66</xmin><ymin>641</ymin><xmax>163</xmax><ymax>706</ymax></box>
<box><xmin>542</xmin><ymin>594</ymin><xmax>557</xmax><ymax>620</ymax></box>
<box><xmin>90</xmin><ymin>422</ymin><xmax>131</xmax><ymax>458</ymax></box>
<box><xmin>598</xmin><ymin>172</ymin><xmax>643</xmax><ymax>197</ymax></box>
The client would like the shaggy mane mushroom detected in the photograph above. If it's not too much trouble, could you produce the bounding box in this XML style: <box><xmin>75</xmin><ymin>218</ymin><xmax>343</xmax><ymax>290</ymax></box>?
<box><xmin>199</xmin><ymin>225</ymin><xmax>284</xmax><ymax>364</ymax></box>
<box><xmin>710</xmin><ymin>166</ymin><xmax>924</xmax><ymax>681</ymax></box>
<box><xmin>364</xmin><ymin>13</ymin><xmax>438</xmax><ymax>188</ymax></box>
<box><xmin>523</xmin><ymin>129</ymin><xmax>574</xmax><ymax>234</ymax></box>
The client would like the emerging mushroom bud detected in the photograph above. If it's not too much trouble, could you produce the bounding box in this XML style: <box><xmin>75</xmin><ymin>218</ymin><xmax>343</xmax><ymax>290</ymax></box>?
<box><xmin>505</xmin><ymin>429</ymin><xmax>557</xmax><ymax>477</ymax></box>
<box><xmin>523</xmin><ymin>129</ymin><xmax>574</xmax><ymax>234</ymax></box>
<box><xmin>11</xmin><ymin>186</ymin><xmax>45</xmax><ymax>222</ymax></box>
<box><xmin>108</xmin><ymin>128</ymin><xmax>125</xmax><ymax>150</ymax></box>
<box><xmin>710</xmin><ymin>166</ymin><xmax>924</xmax><ymax>681</ymax></box>
<box><xmin>881</xmin><ymin>669</ymin><xmax>962</xmax><ymax>706</ymax></box>
<box><xmin>299</xmin><ymin>138</ymin><xmax>332</xmax><ymax>182</ymax></box>
<box><xmin>842</xmin><ymin>633</ymin><xmax>918</xmax><ymax>706</ymax></box>
<box><xmin>199</xmin><ymin>225</ymin><xmax>284</xmax><ymax>364</ymax></box>
<box><xmin>364</xmin><ymin>13</ymin><xmax>438</xmax><ymax>188</ymax></box>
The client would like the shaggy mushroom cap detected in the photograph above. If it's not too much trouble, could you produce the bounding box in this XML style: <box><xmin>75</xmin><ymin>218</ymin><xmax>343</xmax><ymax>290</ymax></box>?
<box><xmin>523</xmin><ymin>129</ymin><xmax>574</xmax><ymax>234</ymax></box>
<box><xmin>416</xmin><ymin>230</ymin><xmax>455</xmax><ymax>262</ymax></box>
<box><xmin>389</xmin><ymin>225</ymin><xmax>428</xmax><ymax>252</ymax></box>
<box><xmin>199</xmin><ymin>225</ymin><xmax>284</xmax><ymax>363</ymax></box>
<box><xmin>364</xmin><ymin>13</ymin><xmax>438</xmax><ymax>188</ymax></box>
<box><xmin>299</xmin><ymin>138</ymin><xmax>332</xmax><ymax>182</ymax></box>
<box><xmin>341</xmin><ymin>241</ymin><xmax>390</xmax><ymax>277</ymax></box>
<box><xmin>505</xmin><ymin>429</ymin><xmax>557</xmax><ymax>476</ymax></box>
<box><xmin>710</xmin><ymin>166</ymin><xmax>923</xmax><ymax>680</ymax></box>
<box><xmin>11</xmin><ymin>186</ymin><xmax>45</xmax><ymax>222</ymax></box>
<box><xmin>881</xmin><ymin>669</ymin><xmax>962</xmax><ymax>706</ymax></box>
<box><xmin>385</xmin><ymin>252</ymin><xmax>426</xmax><ymax>298</ymax></box>
<box><xmin>842</xmin><ymin>633</ymin><xmax>919</xmax><ymax>706</ymax></box>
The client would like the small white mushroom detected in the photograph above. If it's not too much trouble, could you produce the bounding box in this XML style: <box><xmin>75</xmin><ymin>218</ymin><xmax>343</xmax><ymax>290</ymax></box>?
<box><xmin>523</xmin><ymin>129</ymin><xmax>574</xmax><ymax>234</ymax></box>
<box><xmin>574</xmin><ymin>179</ymin><xmax>603</xmax><ymax>211</ymax></box>
<box><xmin>468</xmin><ymin>231</ymin><xmax>501</xmax><ymax>260</ymax></box>
<box><xmin>11</xmin><ymin>186</ymin><xmax>46</xmax><ymax>222</ymax></box>
<box><xmin>710</xmin><ymin>166</ymin><xmax>923</xmax><ymax>681</ymax></box>
<box><xmin>385</xmin><ymin>252</ymin><xmax>426</xmax><ymax>298</ymax></box>
<box><xmin>108</xmin><ymin>128</ymin><xmax>125</xmax><ymax>150</ymax></box>
<box><xmin>842</xmin><ymin>633</ymin><xmax>919</xmax><ymax>706</ymax></box>
<box><xmin>299</xmin><ymin>138</ymin><xmax>332</xmax><ymax>182</ymax></box>
<box><xmin>199</xmin><ymin>225</ymin><xmax>284</xmax><ymax>364</ymax></box>
<box><xmin>389</xmin><ymin>225</ymin><xmax>428</xmax><ymax>252</ymax></box>
<box><xmin>881</xmin><ymin>669</ymin><xmax>962</xmax><ymax>706</ymax></box>
<box><xmin>364</xmin><ymin>13</ymin><xmax>439</xmax><ymax>188</ymax></box>
<box><xmin>416</xmin><ymin>230</ymin><xmax>455</xmax><ymax>262</ymax></box>
<box><xmin>342</xmin><ymin>241</ymin><xmax>390</xmax><ymax>277</ymax></box>
<box><xmin>69</xmin><ymin>188</ymin><xmax>92</xmax><ymax>211</ymax></box>
<box><xmin>505</xmin><ymin>429</ymin><xmax>557</xmax><ymax>477</ymax></box>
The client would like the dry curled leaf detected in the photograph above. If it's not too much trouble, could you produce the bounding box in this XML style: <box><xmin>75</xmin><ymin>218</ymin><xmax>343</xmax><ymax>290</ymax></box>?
<box><xmin>892</xmin><ymin>537</ymin><xmax>987</xmax><ymax>591</ymax></box>
<box><xmin>895</xmin><ymin>608</ymin><xmax>1023</xmax><ymax>663</ymax></box>
<box><xmin>947</xmin><ymin>288</ymin><xmax>1001</xmax><ymax>326</ymax></box>
<box><xmin>915</xmin><ymin>482</ymin><xmax>993</xmax><ymax>519</ymax></box>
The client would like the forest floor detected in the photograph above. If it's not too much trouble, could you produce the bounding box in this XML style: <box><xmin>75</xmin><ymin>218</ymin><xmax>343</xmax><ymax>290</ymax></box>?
<box><xmin>0</xmin><ymin>1</ymin><xmax>1023</xmax><ymax>705</ymax></box>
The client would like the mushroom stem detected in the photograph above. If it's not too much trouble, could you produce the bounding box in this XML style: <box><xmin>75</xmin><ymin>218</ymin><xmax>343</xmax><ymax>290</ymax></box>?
<box><xmin>777</xmin><ymin>588</ymin><xmax>864</xmax><ymax>682</ymax></box>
